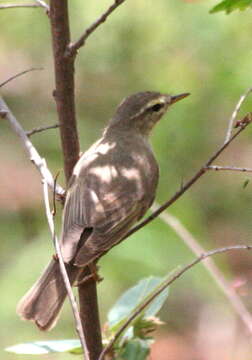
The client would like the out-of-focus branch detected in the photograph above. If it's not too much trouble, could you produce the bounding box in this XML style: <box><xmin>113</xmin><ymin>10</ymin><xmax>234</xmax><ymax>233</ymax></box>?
<box><xmin>153</xmin><ymin>205</ymin><xmax>252</xmax><ymax>335</ymax></box>
<box><xmin>225</xmin><ymin>87</ymin><xmax>252</xmax><ymax>143</ymax></box>
<box><xmin>0</xmin><ymin>68</ymin><xmax>43</xmax><ymax>88</ymax></box>
<box><xmin>35</xmin><ymin>0</ymin><xmax>49</xmax><ymax>11</ymax></box>
<box><xmin>0</xmin><ymin>97</ymin><xmax>65</xmax><ymax>198</ymax></box>
<box><xmin>41</xmin><ymin>172</ymin><xmax>89</xmax><ymax>360</ymax></box>
<box><xmin>99</xmin><ymin>244</ymin><xmax>252</xmax><ymax>360</ymax></box>
<box><xmin>66</xmin><ymin>0</ymin><xmax>126</xmax><ymax>58</ymax></box>
<box><xmin>0</xmin><ymin>1</ymin><xmax>49</xmax><ymax>10</ymax></box>
<box><xmin>26</xmin><ymin>123</ymin><xmax>59</xmax><ymax>137</ymax></box>
<box><xmin>0</xmin><ymin>3</ymin><xmax>41</xmax><ymax>9</ymax></box>
<box><xmin>206</xmin><ymin>165</ymin><xmax>252</xmax><ymax>173</ymax></box>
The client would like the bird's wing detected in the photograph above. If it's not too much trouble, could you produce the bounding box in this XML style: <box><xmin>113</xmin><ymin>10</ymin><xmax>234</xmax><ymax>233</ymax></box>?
<box><xmin>60</xmin><ymin>159</ymin><xmax>149</xmax><ymax>264</ymax></box>
<box><xmin>74</xmin><ymin>201</ymin><xmax>142</xmax><ymax>267</ymax></box>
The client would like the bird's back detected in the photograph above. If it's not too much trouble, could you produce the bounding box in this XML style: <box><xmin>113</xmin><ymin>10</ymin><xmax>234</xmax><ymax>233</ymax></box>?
<box><xmin>60</xmin><ymin>129</ymin><xmax>159</xmax><ymax>265</ymax></box>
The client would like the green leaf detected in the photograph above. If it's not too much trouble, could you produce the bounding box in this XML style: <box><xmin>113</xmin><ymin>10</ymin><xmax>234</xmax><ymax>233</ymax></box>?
<box><xmin>210</xmin><ymin>0</ymin><xmax>252</xmax><ymax>14</ymax></box>
<box><xmin>243</xmin><ymin>179</ymin><xmax>250</xmax><ymax>188</ymax></box>
<box><xmin>133</xmin><ymin>316</ymin><xmax>164</xmax><ymax>339</ymax></box>
<box><xmin>108</xmin><ymin>276</ymin><xmax>169</xmax><ymax>331</ymax></box>
<box><xmin>5</xmin><ymin>339</ymin><xmax>81</xmax><ymax>355</ymax></box>
<box><xmin>117</xmin><ymin>338</ymin><xmax>152</xmax><ymax>360</ymax></box>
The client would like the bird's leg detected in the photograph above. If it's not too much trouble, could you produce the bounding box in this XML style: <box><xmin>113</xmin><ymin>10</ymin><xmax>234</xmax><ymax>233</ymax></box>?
<box><xmin>75</xmin><ymin>263</ymin><xmax>103</xmax><ymax>286</ymax></box>
<box><xmin>52</xmin><ymin>253</ymin><xmax>59</xmax><ymax>261</ymax></box>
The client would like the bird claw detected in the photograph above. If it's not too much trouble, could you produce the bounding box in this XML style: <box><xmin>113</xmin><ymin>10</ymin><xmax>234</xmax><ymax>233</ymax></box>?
<box><xmin>75</xmin><ymin>263</ymin><xmax>103</xmax><ymax>286</ymax></box>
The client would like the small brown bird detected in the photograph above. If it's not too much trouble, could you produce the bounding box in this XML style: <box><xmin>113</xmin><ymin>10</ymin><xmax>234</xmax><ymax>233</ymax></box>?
<box><xmin>17</xmin><ymin>91</ymin><xmax>189</xmax><ymax>330</ymax></box>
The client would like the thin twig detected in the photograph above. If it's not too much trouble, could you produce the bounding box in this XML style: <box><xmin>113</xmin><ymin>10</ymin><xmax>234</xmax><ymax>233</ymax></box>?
<box><xmin>0</xmin><ymin>97</ymin><xmax>65</xmax><ymax>198</ymax></box>
<box><xmin>225</xmin><ymin>87</ymin><xmax>252</xmax><ymax>144</ymax></box>
<box><xmin>41</xmin><ymin>174</ymin><xmax>90</xmax><ymax>360</ymax></box>
<box><xmin>0</xmin><ymin>68</ymin><xmax>43</xmax><ymax>88</ymax></box>
<box><xmin>123</xmin><ymin>119</ymin><xmax>251</xmax><ymax>243</ymax></box>
<box><xmin>26</xmin><ymin>123</ymin><xmax>59</xmax><ymax>137</ymax></box>
<box><xmin>52</xmin><ymin>171</ymin><xmax>61</xmax><ymax>216</ymax></box>
<box><xmin>99</xmin><ymin>244</ymin><xmax>252</xmax><ymax>360</ymax></box>
<box><xmin>34</xmin><ymin>0</ymin><xmax>49</xmax><ymax>11</ymax></box>
<box><xmin>206</xmin><ymin>165</ymin><xmax>252</xmax><ymax>173</ymax></box>
<box><xmin>153</xmin><ymin>205</ymin><xmax>252</xmax><ymax>335</ymax></box>
<box><xmin>0</xmin><ymin>3</ymin><xmax>41</xmax><ymax>9</ymax></box>
<box><xmin>66</xmin><ymin>0</ymin><xmax>126</xmax><ymax>58</ymax></box>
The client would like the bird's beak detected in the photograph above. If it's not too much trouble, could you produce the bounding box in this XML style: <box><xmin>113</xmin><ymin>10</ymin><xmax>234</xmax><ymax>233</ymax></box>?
<box><xmin>170</xmin><ymin>93</ymin><xmax>190</xmax><ymax>104</ymax></box>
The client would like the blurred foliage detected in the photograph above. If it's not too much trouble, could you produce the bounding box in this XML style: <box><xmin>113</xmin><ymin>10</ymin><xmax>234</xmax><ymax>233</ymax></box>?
<box><xmin>1</xmin><ymin>0</ymin><xmax>252</xmax><ymax>359</ymax></box>
<box><xmin>210</xmin><ymin>0</ymin><xmax>252</xmax><ymax>14</ymax></box>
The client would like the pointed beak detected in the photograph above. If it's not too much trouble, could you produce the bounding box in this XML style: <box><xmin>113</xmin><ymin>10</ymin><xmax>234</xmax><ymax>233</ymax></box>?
<box><xmin>170</xmin><ymin>93</ymin><xmax>190</xmax><ymax>104</ymax></box>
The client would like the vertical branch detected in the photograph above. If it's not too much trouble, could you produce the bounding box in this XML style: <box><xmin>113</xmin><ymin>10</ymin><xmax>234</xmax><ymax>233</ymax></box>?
<box><xmin>49</xmin><ymin>0</ymin><xmax>79</xmax><ymax>181</ymax></box>
<box><xmin>225</xmin><ymin>87</ymin><xmax>252</xmax><ymax>144</ymax></box>
<box><xmin>48</xmin><ymin>1</ymin><xmax>103</xmax><ymax>358</ymax></box>
<box><xmin>78</xmin><ymin>269</ymin><xmax>103</xmax><ymax>360</ymax></box>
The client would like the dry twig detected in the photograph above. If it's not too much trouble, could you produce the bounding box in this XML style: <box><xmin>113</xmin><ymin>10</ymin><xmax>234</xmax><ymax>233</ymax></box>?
<box><xmin>66</xmin><ymin>0</ymin><xmax>126</xmax><ymax>57</ymax></box>
<box><xmin>0</xmin><ymin>97</ymin><xmax>65</xmax><ymax>198</ymax></box>
<box><xmin>0</xmin><ymin>3</ymin><xmax>41</xmax><ymax>9</ymax></box>
<box><xmin>35</xmin><ymin>0</ymin><xmax>49</xmax><ymax>10</ymax></box>
<box><xmin>225</xmin><ymin>87</ymin><xmax>252</xmax><ymax>143</ymax></box>
<box><xmin>206</xmin><ymin>165</ymin><xmax>252</xmax><ymax>173</ymax></box>
<box><xmin>26</xmin><ymin>123</ymin><xmax>59</xmax><ymax>137</ymax></box>
<box><xmin>0</xmin><ymin>68</ymin><xmax>43</xmax><ymax>88</ymax></box>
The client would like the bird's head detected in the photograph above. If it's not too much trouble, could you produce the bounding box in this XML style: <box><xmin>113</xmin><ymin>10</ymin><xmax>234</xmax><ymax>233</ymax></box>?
<box><xmin>109</xmin><ymin>91</ymin><xmax>190</xmax><ymax>136</ymax></box>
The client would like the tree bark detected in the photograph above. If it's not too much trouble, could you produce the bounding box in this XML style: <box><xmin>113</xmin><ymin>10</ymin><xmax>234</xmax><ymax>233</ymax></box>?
<box><xmin>49</xmin><ymin>1</ymin><xmax>102</xmax><ymax>358</ymax></box>
<box><xmin>49</xmin><ymin>0</ymin><xmax>79</xmax><ymax>181</ymax></box>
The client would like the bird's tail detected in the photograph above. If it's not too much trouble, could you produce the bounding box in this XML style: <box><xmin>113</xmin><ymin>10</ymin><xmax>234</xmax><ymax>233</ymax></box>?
<box><xmin>17</xmin><ymin>259</ymin><xmax>80</xmax><ymax>331</ymax></box>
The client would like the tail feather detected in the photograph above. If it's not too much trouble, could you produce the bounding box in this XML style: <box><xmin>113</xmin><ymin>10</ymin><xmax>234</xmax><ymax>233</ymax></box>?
<box><xmin>17</xmin><ymin>259</ymin><xmax>80</xmax><ymax>331</ymax></box>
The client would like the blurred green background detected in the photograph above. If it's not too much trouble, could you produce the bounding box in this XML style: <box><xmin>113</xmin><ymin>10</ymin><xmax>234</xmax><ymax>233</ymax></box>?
<box><xmin>1</xmin><ymin>0</ymin><xmax>252</xmax><ymax>359</ymax></box>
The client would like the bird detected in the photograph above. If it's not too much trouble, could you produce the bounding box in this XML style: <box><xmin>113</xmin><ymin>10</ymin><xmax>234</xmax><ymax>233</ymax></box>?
<box><xmin>17</xmin><ymin>90</ymin><xmax>189</xmax><ymax>331</ymax></box>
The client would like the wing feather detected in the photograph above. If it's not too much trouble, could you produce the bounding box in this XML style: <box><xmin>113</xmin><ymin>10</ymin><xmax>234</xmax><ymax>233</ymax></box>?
<box><xmin>60</xmin><ymin>136</ymin><xmax>158</xmax><ymax>264</ymax></box>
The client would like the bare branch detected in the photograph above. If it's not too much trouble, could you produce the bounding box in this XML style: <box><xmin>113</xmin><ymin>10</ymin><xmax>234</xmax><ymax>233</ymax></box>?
<box><xmin>49</xmin><ymin>2</ymin><xmax>102</xmax><ymax>358</ymax></box>
<box><xmin>154</xmin><ymin>206</ymin><xmax>252</xmax><ymax>335</ymax></box>
<box><xmin>123</xmin><ymin>117</ymin><xmax>251</xmax><ymax>242</ymax></box>
<box><xmin>34</xmin><ymin>0</ymin><xmax>49</xmax><ymax>11</ymax></box>
<box><xmin>66</xmin><ymin>0</ymin><xmax>126</xmax><ymax>58</ymax></box>
<box><xmin>225</xmin><ymin>87</ymin><xmax>252</xmax><ymax>144</ymax></box>
<box><xmin>206</xmin><ymin>165</ymin><xmax>252</xmax><ymax>173</ymax></box>
<box><xmin>49</xmin><ymin>0</ymin><xmax>79</xmax><ymax>181</ymax></box>
<box><xmin>0</xmin><ymin>68</ymin><xmax>43</xmax><ymax>88</ymax></box>
<box><xmin>0</xmin><ymin>97</ymin><xmax>65</xmax><ymax>198</ymax></box>
<box><xmin>0</xmin><ymin>3</ymin><xmax>41</xmax><ymax>9</ymax></box>
<box><xmin>41</xmin><ymin>174</ymin><xmax>89</xmax><ymax>360</ymax></box>
<box><xmin>26</xmin><ymin>123</ymin><xmax>59</xmax><ymax>137</ymax></box>
<box><xmin>99</xmin><ymin>244</ymin><xmax>252</xmax><ymax>360</ymax></box>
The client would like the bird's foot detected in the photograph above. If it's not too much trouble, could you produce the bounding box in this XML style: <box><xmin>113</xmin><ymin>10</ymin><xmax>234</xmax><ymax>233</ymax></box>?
<box><xmin>75</xmin><ymin>263</ymin><xmax>103</xmax><ymax>285</ymax></box>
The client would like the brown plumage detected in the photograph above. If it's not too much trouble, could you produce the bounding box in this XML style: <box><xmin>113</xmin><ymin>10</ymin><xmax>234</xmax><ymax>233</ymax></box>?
<box><xmin>17</xmin><ymin>91</ymin><xmax>189</xmax><ymax>330</ymax></box>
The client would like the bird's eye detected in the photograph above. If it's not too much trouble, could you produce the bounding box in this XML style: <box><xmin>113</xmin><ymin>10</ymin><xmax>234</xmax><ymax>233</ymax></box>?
<box><xmin>150</xmin><ymin>103</ymin><xmax>164</xmax><ymax>112</ymax></box>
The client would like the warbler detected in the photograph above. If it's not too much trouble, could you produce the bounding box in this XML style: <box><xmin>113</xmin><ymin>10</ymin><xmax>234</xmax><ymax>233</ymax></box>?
<box><xmin>17</xmin><ymin>91</ymin><xmax>189</xmax><ymax>330</ymax></box>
